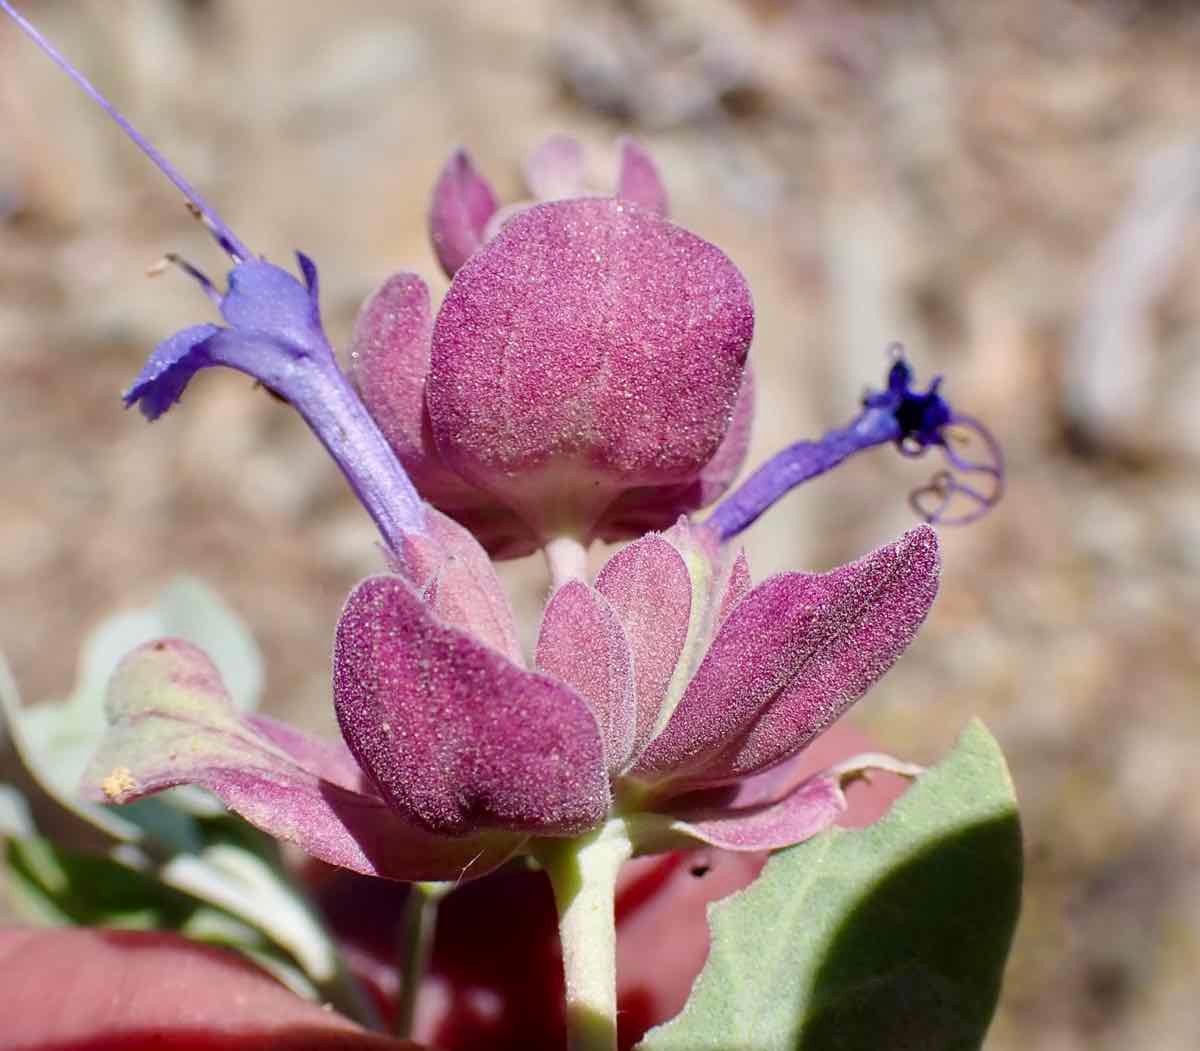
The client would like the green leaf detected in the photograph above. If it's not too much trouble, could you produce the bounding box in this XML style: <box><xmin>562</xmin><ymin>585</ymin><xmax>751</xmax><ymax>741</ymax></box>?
<box><xmin>3</xmin><ymin>836</ymin><xmax>318</xmax><ymax>1000</ymax></box>
<box><xmin>163</xmin><ymin>814</ymin><xmax>343</xmax><ymax>986</ymax></box>
<box><xmin>0</xmin><ymin>576</ymin><xmax>263</xmax><ymax>842</ymax></box>
<box><xmin>638</xmin><ymin>721</ymin><xmax>1022</xmax><ymax>1051</ymax></box>
<box><xmin>6</xmin><ymin>836</ymin><xmax>211</xmax><ymax>931</ymax></box>
<box><xmin>0</xmin><ymin>782</ymin><xmax>34</xmax><ymax>837</ymax></box>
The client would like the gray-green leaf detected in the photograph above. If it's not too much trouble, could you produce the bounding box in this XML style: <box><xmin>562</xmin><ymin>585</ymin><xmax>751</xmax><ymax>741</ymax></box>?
<box><xmin>638</xmin><ymin>720</ymin><xmax>1021</xmax><ymax>1051</ymax></box>
<box><xmin>0</xmin><ymin>783</ymin><xmax>34</xmax><ymax>837</ymax></box>
<box><xmin>0</xmin><ymin>576</ymin><xmax>263</xmax><ymax>841</ymax></box>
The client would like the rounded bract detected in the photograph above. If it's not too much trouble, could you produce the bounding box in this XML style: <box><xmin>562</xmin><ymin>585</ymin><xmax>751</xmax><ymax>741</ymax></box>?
<box><xmin>425</xmin><ymin>197</ymin><xmax>754</xmax><ymax>544</ymax></box>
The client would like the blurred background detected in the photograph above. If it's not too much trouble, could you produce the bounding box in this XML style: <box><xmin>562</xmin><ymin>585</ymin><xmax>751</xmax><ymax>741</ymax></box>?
<box><xmin>2</xmin><ymin>0</ymin><xmax>1200</xmax><ymax>1047</ymax></box>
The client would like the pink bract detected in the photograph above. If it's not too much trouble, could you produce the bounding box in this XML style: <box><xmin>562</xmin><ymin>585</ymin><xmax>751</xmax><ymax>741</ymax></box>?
<box><xmin>428</xmin><ymin>148</ymin><xmax>500</xmax><ymax>280</ymax></box>
<box><xmin>352</xmin><ymin>196</ymin><xmax>755</xmax><ymax>557</ymax></box>
<box><xmin>428</xmin><ymin>135</ymin><xmax>669</xmax><ymax>279</ymax></box>
<box><xmin>85</xmin><ymin>521</ymin><xmax>938</xmax><ymax>880</ymax></box>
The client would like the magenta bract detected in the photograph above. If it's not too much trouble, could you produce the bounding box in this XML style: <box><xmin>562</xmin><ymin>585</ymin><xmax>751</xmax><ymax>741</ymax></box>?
<box><xmin>428</xmin><ymin>148</ymin><xmax>500</xmax><ymax>279</ymax></box>
<box><xmin>429</xmin><ymin>199</ymin><xmax>753</xmax><ymax>534</ymax></box>
<box><xmin>593</xmin><ymin>534</ymin><xmax>693</xmax><ymax>757</ymax></box>
<box><xmin>536</xmin><ymin>581</ymin><xmax>637</xmax><ymax>773</ymax></box>
<box><xmin>333</xmin><ymin>574</ymin><xmax>610</xmax><ymax>837</ymax></box>
<box><xmin>85</xmin><ymin>523</ymin><xmax>938</xmax><ymax>879</ymax></box>
<box><xmin>353</xmin><ymin>196</ymin><xmax>755</xmax><ymax>557</ymax></box>
<box><xmin>429</xmin><ymin>135</ymin><xmax>669</xmax><ymax>279</ymax></box>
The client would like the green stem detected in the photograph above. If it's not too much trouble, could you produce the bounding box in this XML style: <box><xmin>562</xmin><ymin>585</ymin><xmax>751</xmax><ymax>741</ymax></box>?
<box><xmin>394</xmin><ymin>881</ymin><xmax>448</xmax><ymax>1040</ymax></box>
<box><xmin>535</xmin><ymin>822</ymin><xmax>632</xmax><ymax>1051</ymax></box>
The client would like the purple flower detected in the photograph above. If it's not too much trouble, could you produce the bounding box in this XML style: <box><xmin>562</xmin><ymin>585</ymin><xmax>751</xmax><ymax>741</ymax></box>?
<box><xmin>125</xmin><ymin>253</ymin><xmax>430</xmax><ymax>552</ymax></box>
<box><xmin>429</xmin><ymin>135</ymin><xmax>669</xmax><ymax>278</ymax></box>
<box><xmin>2</xmin><ymin>0</ymin><xmax>981</xmax><ymax>886</ymax></box>
<box><xmin>84</xmin><ymin>519</ymin><xmax>937</xmax><ymax>881</ymax></box>
<box><xmin>0</xmin><ymin>0</ymin><xmax>425</xmax><ymax>556</ymax></box>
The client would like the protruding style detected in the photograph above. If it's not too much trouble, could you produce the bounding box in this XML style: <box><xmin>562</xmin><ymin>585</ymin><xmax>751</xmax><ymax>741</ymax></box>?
<box><xmin>1</xmin><ymin>0</ymin><xmax>427</xmax><ymax>553</ymax></box>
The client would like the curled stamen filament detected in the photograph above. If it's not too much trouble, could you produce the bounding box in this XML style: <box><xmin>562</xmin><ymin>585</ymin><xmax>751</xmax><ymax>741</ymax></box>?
<box><xmin>910</xmin><ymin>415</ymin><xmax>1004</xmax><ymax>526</ymax></box>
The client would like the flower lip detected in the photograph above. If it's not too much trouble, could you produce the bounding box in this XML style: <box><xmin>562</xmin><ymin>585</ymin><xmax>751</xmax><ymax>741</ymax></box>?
<box><xmin>219</xmin><ymin>255</ymin><xmax>327</xmax><ymax>358</ymax></box>
<box><xmin>867</xmin><ymin>349</ymin><xmax>957</xmax><ymax>453</ymax></box>
<box><xmin>121</xmin><ymin>253</ymin><xmax>329</xmax><ymax>421</ymax></box>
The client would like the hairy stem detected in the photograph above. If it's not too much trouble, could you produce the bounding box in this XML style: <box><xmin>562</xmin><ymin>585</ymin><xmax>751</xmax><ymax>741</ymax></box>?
<box><xmin>545</xmin><ymin>535</ymin><xmax>590</xmax><ymax>589</ymax></box>
<box><xmin>535</xmin><ymin>822</ymin><xmax>632</xmax><ymax>1051</ymax></box>
<box><xmin>394</xmin><ymin>881</ymin><xmax>448</xmax><ymax>1039</ymax></box>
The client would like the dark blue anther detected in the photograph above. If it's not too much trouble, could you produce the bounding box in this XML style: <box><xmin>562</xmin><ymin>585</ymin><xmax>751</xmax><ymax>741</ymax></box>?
<box><xmin>705</xmin><ymin>344</ymin><xmax>1004</xmax><ymax>541</ymax></box>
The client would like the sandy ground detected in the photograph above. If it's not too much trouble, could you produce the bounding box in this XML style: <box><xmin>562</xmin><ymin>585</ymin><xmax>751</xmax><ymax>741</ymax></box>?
<box><xmin>4</xmin><ymin>1</ymin><xmax>1200</xmax><ymax>1047</ymax></box>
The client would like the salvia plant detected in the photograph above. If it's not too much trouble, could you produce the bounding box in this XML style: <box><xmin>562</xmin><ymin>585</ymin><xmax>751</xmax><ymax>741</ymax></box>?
<box><xmin>0</xmin><ymin>4</ymin><xmax>1018</xmax><ymax>1050</ymax></box>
